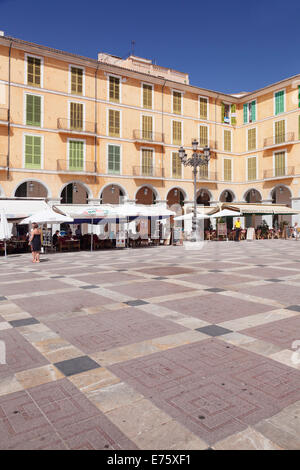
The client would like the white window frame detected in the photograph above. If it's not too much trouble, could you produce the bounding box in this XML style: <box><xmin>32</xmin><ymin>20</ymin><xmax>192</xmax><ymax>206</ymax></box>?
<box><xmin>141</xmin><ymin>82</ymin><xmax>154</xmax><ymax>110</ymax></box>
<box><xmin>273</xmin><ymin>118</ymin><xmax>287</xmax><ymax>145</ymax></box>
<box><xmin>68</xmin><ymin>100</ymin><xmax>86</xmax><ymax>131</ymax></box>
<box><xmin>107</xmin><ymin>73</ymin><xmax>122</xmax><ymax>104</ymax></box>
<box><xmin>106</xmin><ymin>143</ymin><xmax>122</xmax><ymax>175</ymax></box>
<box><xmin>246</xmin><ymin>126</ymin><xmax>257</xmax><ymax>151</ymax></box>
<box><xmin>25</xmin><ymin>53</ymin><xmax>44</xmax><ymax>88</ymax></box>
<box><xmin>199</xmin><ymin>123</ymin><xmax>209</xmax><ymax>147</ymax></box>
<box><xmin>172</xmin><ymin>89</ymin><xmax>183</xmax><ymax>115</ymax></box>
<box><xmin>106</xmin><ymin>107</ymin><xmax>122</xmax><ymax>138</ymax></box>
<box><xmin>223</xmin><ymin>128</ymin><xmax>232</xmax><ymax>152</ymax></box>
<box><xmin>67</xmin><ymin>137</ymin><xmax>86</xmax><ymax>172</ymax></box>
<box><xmin>273</xmin><ymin>88</ymin><xmax>286</xmax><ymax>116</ymax></box>
<box><xmin>246</xmin><ymin>155</ymin><xmax>258</xmax><ymax>181</ymax></box>
<box><xmin>68</xmin><ymin>64</ymin><xmax>85</xmax><ymax>97</ymax></box>
<box><xmin>23</xmin><ymin>133</ymin><xmax>44</xmax><ymax>170</ymax></box>
<box><xmin>23</xmin><ymin>92</ymin><xmax>44</xmax><ymax>128</ymax></box>
<box><xmin>273</xmin><ymin>149</ymin><xmax>287</xmax><ymax>177</ymax></box>
<box><xmin>140</xmin><ymin>146</ymin><xmax>155</xmax><ymax>175</ymax></box>
<box><xmin>170</xmin><ymin>151</ymin><xmax>183</xmax><ymax>179</ymax></box>
<box><xmin>223</xmin><ymin>156</ymin><xmax>233</xmax><ymax>182</ymax></box>
<box><xmin>171</xmin><ymin>119</ymin><xmax>183</xmax><ymax>146</ymax></box>
<box><xmin>198</xmin><ymin>95</ymin><xmax>209</xmax><ymax>120</ymax></box>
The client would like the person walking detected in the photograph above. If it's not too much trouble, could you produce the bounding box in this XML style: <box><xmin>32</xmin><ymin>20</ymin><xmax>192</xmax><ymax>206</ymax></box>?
<box><xmin>234</xmin><ymin>218</ymin><xmax>241</xmax><ymax>242</ymax></box>
<box><xmin>29</xmin><ymin>223</ymin><xmax>42</xmax><ymax>263</ymax></box>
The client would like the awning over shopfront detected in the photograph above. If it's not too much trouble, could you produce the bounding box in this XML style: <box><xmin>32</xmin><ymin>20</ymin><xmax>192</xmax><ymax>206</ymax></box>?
<box><xmin>0</xmin><ymin>198</ymin><xmax>49</xmax><ymax>222</ymax></box>
<box><xmin>221</xmin><ymin>203</ymin><xmax>300</xmax><ymax>216</ymax></box>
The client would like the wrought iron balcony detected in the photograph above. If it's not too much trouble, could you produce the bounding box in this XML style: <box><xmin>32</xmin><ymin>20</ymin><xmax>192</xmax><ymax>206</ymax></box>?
<box><xmin>263</xmin><ymin>132</ymin><xmax>295</xmax><ymax>148</ymax></box>
<box><xmin>133</xmin><ymin>129</ymin><xmax>164</xmax><ymax>144</ymax></box>
<box><xmin>198</xmin><ymin>170</ymin><xmax>218</xmax><ymax>181</ymax></box>
<box><xmin>57</xmin><ymin>159</ymin><xmax>97</xmax><ymax>174</ymax></box>
<box><xmin>133</xmin><ymin>166</ymin><xmax>165</xmax><ymax>178</ymax></box>
<box><xmin>0</xmin><ymin>154</ymin><xmax>8</xmax><ymax>168</ymax></box>
<box><xmin>57</xmin><ymin>118</ymin><xmax>97</xmax><ymax>134</ymax></box>
<box><xmin>263</xmin><ymin>166</ymin><xmax>295</xmax><ymax>180</ymax></box>
<box><xmin>0</xmin><ymin>108</ymin><xmax>8</xmax><ymax>122</ymax></box>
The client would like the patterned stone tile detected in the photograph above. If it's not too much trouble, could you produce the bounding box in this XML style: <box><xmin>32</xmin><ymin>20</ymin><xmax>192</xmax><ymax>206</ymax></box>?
<box><xmin>106</xmin><ymin>280</ymin><xmax>196</xmax><ymax>299</ymax></box>
<box><xmin>241</xmin><ymin>316</ymin><xmax>300</xmax><ymax>350</ymax></box>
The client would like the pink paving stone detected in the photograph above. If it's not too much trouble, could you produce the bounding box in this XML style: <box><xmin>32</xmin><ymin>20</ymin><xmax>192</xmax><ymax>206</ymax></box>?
<box><xmin>11</xmin><ymin>290</ymin><xmax>114</xmax><ymax>317</ymax></box>
<box><xmin>175</xmin><ymin>273</ymin><xmax>256</xmax><ymax>288</ymax></box>
<box><xmin>43</xmin><ymin>308</ymin><xmax>186</xmax><ymax>354</ymax></box>
<box><xmin>238</xmin><ymin>267</ymin><xmax>298</xmax><ymax>278</ymax></box>
<box><xmin>241</xmin><ymin>316</ymin><xmax>300</xmax><ymax>349</ymax></box>
<box><xmin>134</xmin><ymin>266</ymin><xmax>196</xmax><ymax>276</ymax></box>
<box><xmin>106</xmin><ymin>280</ymin><xmax>196</xmax><ymax>298</ymax></box>
<box><xmin>232</xmin><ymin>283</ymin><xmax>300</xmax><ymax>304</ymax></box>
<box><xmin>0</xmin><ymin>279</ymin><xmax>70</xmax><ymax>296</ymax></box>
<box><xmin>158</xmin><ymin>293</ymin><xmax>276</xmax><ymax>323</ymax></box>
<box><xmin>109</xmin><ymin>339</ymin><xmax>300</xmax><ymax>444</ymax></box>
<box><xmin>70</xmin><ymin>272</ymin><xmax>141</xmax><ymax>284</ymax></box>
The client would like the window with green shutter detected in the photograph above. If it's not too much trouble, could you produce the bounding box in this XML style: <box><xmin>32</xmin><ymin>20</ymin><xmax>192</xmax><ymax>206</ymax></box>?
<box><xmin>248</xmin><ymin>128</ymin><xmax>256</xmax><ymax>151</ymax></box>
<box><xmin>173</xmin><ymin>91</ymin><xmax>182</xmax><ymax>114</ymax></box>
<box><xmin>223</xmin><ymin>158</ymin><xmax>232</xmax><ymax>181</ymax></box>
<box><xmin>70</xmin><ymin>102</ymin><xmax>83</xmax><ymax>130</ymax></box>
<box><xmin>172</xmin><ymin>121</ymin><xmax>182</xmax><ymax>145</ymax></box>
<box><xmin>142</xmin><ymin>115</ymin><xmax>153</xmax><ymax>140</ymax></box>
<box><xmin>26</xmin><ymin>95</ymin><xmax>41</xmax><ymax>126</ymax></box>
<box><xmin>243</xmin><ymin>101</ymin><xmax>256</xmax><ymax>123</ymax></box>
<box><xmin>221</xmin><ymin>103</ymin><xmax>231</xmax><ymax>124</ymax></box>
<box><xmin>143</xmin><ymin>84</ymin><xmax>152</xmax><ymax>109</ymax></box>
<box><xmin>224</xmin><ymin>129</ymin><xmax>231</xmax><ymax>152</ymax></box>
<box><xmin>142</xmin><ymin>149</ymin><xmax>153</xmax><ymax>176</ymax></box>
<box><xmin>27</xmin><ymin>56</ymin><xmax>41</xmax><ymax>87</ymax></box>
<box><xmin>274</xmin><ymin>151</ymin><xmax>285</xmax><ymax>177</ymax></box>
<box><xmin>199</xmin><ymin>125</ymin><xmax>208</xmax><ymax>147</ymax></box>
<box><xmin>108</xmin><ymin>109</ymin><xmax>120</xmax><ymax>137</ymax></box>
<box><xmin>231</xmin><ymin>104</ymin><xmax>236</xmax><ymax>125</ymax></box>
<box><xmin>71</xmin><ymin>67</ymin><xmax>83</xmax><ymax>95</ymax></box>
<box><xmin>275</xmin><ymin>120</ymin><xmax>285</xmax><ymax>144</ymax></box>
<box><xmin>199</xmin><ymin>97</ymin><xmax>208</xmax><ymax>120</ymax></box>
<box><xmin>69</xmin><ymin>140</ymin><xmax>84</xmax><ymax>171</ymax></box>
<box><xmin>109</xmin><ymin>76</ymin><xmax>120</xmax><ymax>103</ymax></box>
<box><xmin>275</xmin><ymin>90</ymin><xmax>284</xmax><ymax>115</ymax></box>
<box><xmin>247</xmin><ymin>157</ymin><xmax>257</xmax><ymax>181</ymax></box>
<box><xmin>172</xmin><ymin>152</ymin><xmax>181</xmax><ymax>178</ymax></box>
<box><xmin>108</xmin><ymin>145</ymin><xmax>120</xmax><ymax>174</ymax></box>
<box><xmin>25</xmin><ymin>135</ymin><xmax>41</xmax><ymax>169</ymax></box>
<box><xmin>298</xmin><ymin>86</ymin><xmax>300</xmax><ymax>108</ymax></box>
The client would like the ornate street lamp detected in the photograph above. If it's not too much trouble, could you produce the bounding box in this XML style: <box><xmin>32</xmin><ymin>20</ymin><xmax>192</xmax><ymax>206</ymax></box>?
<box><xmin>178</xmin><ymin>139</ymin><xmax>211</xmax><ymax>240</ymax></box>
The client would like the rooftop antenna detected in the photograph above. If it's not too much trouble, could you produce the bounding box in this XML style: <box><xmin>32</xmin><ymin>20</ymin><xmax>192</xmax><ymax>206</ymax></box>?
<box><xmin>131</xmin><ymin>40</ymin><xmax>135</xmax><ymax>56</ymax></box>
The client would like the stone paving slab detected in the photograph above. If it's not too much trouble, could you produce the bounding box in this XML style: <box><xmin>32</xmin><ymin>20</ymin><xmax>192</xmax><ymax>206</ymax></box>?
<box><xmin>0</xmin><ymin>240</ymin><xmax>300</xmax><ymax>449</ymax></box>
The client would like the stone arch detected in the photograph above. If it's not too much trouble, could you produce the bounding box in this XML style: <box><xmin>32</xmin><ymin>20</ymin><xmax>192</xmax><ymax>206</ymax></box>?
<box><xmin>269</xmin><ymin>184</ymin><xmax>292</xmax><ymax>203</ymax></box>
<box><xmin>196</xmin><ymin>188</ymin><xmax>212</xmax><ymax>206</ymax></box>
<box><xmin>59</xmin><ymin>181</ymin><xmax>92</xmax><ymax>204</ymax></box>
<box><xmin>99</xmin><ymin>183</ymin><xmax>128</xmax><ymax>204</ymax></box>
<box><xmin>134</xmin><ymin>184</ymin><xmax>160</xmax><ymax>205</ymax></box>
<box><xmin>219</xmin><ymin>189</ymin><xmax>236</xmax><ymax>203</ymax></box>
<box><xmin>13</xmin><ymin>178</ymin><xmax>51</xmax><ymax>198</ymax></box>
<box><xmin>243</xmin><ymin>188</ymin><xmax>262</xmax><ymax>203</ymax></box>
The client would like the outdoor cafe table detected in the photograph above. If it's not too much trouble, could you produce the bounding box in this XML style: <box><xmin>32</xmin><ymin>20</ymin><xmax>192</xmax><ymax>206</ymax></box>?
<box><xmin>58</xmin><ymin>239</ymin><xmax>80</xmax><ymax>252</ymax></box>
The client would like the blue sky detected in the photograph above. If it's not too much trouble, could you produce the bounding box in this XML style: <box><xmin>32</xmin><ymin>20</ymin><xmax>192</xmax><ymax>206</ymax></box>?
<box><xmin>1</xmin><ymin>0</ymin><xmax>299</xmax><ymax>94</ymax></box>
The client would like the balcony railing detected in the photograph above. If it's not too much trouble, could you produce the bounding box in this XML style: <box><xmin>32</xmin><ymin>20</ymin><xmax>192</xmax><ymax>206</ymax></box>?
<box><xmin>263</xmin><ymin>166</ymin><xmax>295</xmax><ymax>179</ymax></box>
<box><xmin>198</xmin><ymin>170</ymin><xmax>218</xmax><ymax>181</ymax></box>
<box><xmin>133</xmin><ymin>166</ymin><xmax>165</xmax><ymax>178</ymax></box>
<box><xmin>263</xmin><ymin>132</ymin><xmax>295</xmax><ymax>148</ymax></box>
<box><xmin>0</xmin><ymin>108</ymin><xmax>8</xmax><ymax>122</ymax></box>
<box><xmin>57</xmin><ymin>118</ymin><xmax>97</xmax><ymax>134</ymax></box>
<box><xmin>0</xmin><ymin>154</ymin><xmax>8</xmax><ymax>168</ymax></box>
<box><xmin>133</xmin><ymin>129</ymin><xmax>164</xmax><ymax>143</ymax></box>
<box><xmin>57</xmin><ymin>159</ymin><xmax>97</xmax><ymax>173</ymax></box>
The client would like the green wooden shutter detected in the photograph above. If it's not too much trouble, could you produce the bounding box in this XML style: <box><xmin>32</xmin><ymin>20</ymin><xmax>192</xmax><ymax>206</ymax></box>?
<box><xmin>275</xmin><ymin>151</ymin><xmax>285</xmax><ymax>177</ymax></box>
<box><xmin>69</xmin><ymin>140</ymin><xmax>84</xmax><ymax>171</ymax></box>
<box><xmin>25</xmin><ymin>135</ymin><xmax>41</xmax><ymax>169</ymax></box>
<box><xmin>231</xmin><ymin>104</ymin><xmax>236</xmax><ymax>125</ymax></box>
<box><xmin>199</xmin><ymin>125</ymin><xmax>208</xmax><ymax>147</ymax></box>
<box><xmin>172</xmin><ymin>152</ymin><xmax>181</xmax><ymax>178</ymax></box>
<box><xmin>275</xmin><ymin>120</ymin><xmax>285</xmax><ymax>144</ymax></box>
<box><xmin>251</xmin><ymin>101</ymin><xmax>256</xmax><ymax>121</ymax></box>
<box><xmin>248</xmin><ymin>157</ymin><xmax>257</xmax><ymax>181</ymax></box>
<box><xmin>142</xmin><ymin>149</ymin><xmax>153</xmax><ymax>176</ymax></box>
<box><xmin>298</xmin><ymin>86</ymin><xmax>300</xmax><ymax>108</ymax></box>
<box><xmin>224</xmin><ymin>158</ymin><xmax>232</xmax><ymax>181</ymax></box>
<box><xmin>108</xmin><ymin>145</ymin><xmax>120</xmax><ymax>174</ymax></box>
<box><xmin>221</xmin><ymin>102</ymin><xmax>225</xmax><ymax>123</ymax></box>
<box><xmin>243</xmin><ymin>104</ymin><xmax>248</xmax><ymax>123</ymax></box>
<box><xmin>275</xmin><ymin>90</ymin><xmax>284</xmax><ymax>115</ymax></box>
<box><xmin>26</xmin><ymin>95</ymin><xmax>41</xmax><ymax>126</ymax></box>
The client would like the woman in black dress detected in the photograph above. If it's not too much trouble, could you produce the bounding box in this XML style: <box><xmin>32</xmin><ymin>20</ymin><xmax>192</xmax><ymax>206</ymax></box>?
<box><xmin>29</xmin><ymin>223</ymin><xmax>42</xmax><ymax>263</ymax></box>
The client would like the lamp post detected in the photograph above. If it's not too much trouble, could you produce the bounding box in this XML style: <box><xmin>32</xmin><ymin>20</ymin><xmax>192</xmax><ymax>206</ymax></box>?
<box><xmin>178</xmin><ymin>139</ymin><xmax>211</xmax><ymax>241</ymax></box>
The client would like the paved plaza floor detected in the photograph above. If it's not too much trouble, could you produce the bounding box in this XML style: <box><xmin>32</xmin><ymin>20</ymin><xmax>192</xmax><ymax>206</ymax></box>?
<box><xmin>0</xmin><ymin>239</ymin><xmax>300</xmax><ymax>450</ymax></box>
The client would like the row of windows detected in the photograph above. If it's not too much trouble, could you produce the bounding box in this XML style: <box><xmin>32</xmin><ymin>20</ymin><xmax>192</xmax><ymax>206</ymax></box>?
<box><xmin>22</xmin><ymin>133</ymin><xmax>286</xmax><ymax>182</ymax></box>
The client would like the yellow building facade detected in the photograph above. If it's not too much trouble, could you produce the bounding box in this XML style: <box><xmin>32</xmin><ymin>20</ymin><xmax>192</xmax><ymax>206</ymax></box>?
<box><xmin>1</xmin><ymin>33</ymin><xmax>300</xmax><ymax>226</ymax></box>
